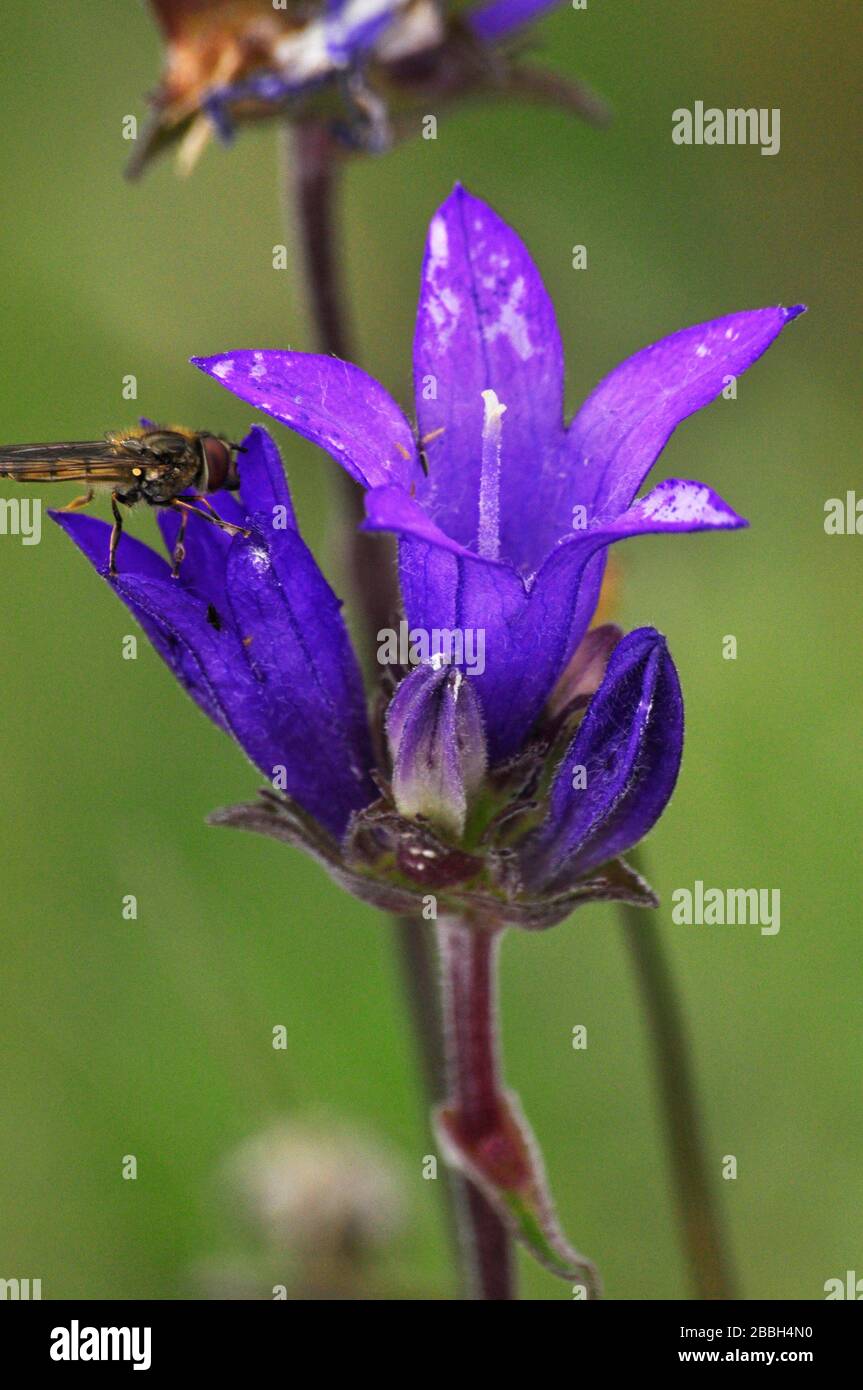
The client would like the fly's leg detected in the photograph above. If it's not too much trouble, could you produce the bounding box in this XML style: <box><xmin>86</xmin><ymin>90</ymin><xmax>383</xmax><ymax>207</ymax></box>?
<box><xmin>108</xmin><ymin>492</ymin><xmax>125</xmax><ymax>577</ymax></box>
<box><xmin>169</xmin><ymin>496</ymin><xmax>249</xmax><ymax>539</ymax></box>
<box><xmin>171</xmin><ymin>507</ymin><xmax>189</xmax><ymax>580</ymax></box>
<box><xmin>61</xmin><ymin>488</ymin><xmax>94</xmax><ymax>512</ymax></box>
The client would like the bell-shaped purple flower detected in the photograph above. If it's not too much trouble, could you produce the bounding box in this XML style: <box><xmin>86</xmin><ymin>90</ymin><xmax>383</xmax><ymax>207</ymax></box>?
<box><xmin>45</xmin><ymin>189</ymin><xmax>803</xmax><ymax>929</ymax></box>
<box><xmin>51</xmin><ymin>425</ymin><xmax>376</xmax><ymax>840</ymax></box>
<box><xmin>194</xmin><ymin>185</ymin><xmax>803</xmax><ymax>764</ymax></box>
<box><xmin>386</xmin><ymin>660</ymin><xmax>487</xmax><ymax>840</ymax></box>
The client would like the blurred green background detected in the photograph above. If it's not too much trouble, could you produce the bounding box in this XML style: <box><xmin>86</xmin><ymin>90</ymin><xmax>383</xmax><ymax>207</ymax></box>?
<box><xmin>0</xmin><ymin>0</ymin><xmax>859</xmax><ymax>1300</ymax></box>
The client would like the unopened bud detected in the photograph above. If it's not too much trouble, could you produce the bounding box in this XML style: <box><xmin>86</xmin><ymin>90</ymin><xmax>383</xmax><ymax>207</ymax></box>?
<box><xmin>387</xmin><ymin>660</ymin><xmax>487</xmax><ymax>841</ymax></box>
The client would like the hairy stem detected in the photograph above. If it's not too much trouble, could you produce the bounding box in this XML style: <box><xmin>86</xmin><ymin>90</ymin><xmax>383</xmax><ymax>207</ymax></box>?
<box><xmin>621</xmin><ymin>848</ymin><xmax>737</xmax><ymax>1299</ymax></box>
<box><xmin>437</xmin><ymin>917</ymin><xmax>515</xmax><ymax>1300</ymax></box>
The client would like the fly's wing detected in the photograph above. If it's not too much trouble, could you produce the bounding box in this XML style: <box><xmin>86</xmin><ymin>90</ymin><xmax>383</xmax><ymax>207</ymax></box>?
<box><xmin>0</xmin><ymin>441</ymin><xmax>137</xmax><ymax>485</ymax></box>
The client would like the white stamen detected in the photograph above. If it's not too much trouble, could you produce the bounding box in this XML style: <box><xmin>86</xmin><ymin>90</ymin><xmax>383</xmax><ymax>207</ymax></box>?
<box><xmin>477</xmin><ymin>389</ymin><xmax>506</xmax><ymax>560</ymax></box>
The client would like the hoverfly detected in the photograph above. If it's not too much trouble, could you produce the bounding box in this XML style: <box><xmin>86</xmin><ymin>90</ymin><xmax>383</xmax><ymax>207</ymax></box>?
<box><xmin>0</xmin><ymin>426</ymin><xmax>248</xmax><ymax>576</ymax></box>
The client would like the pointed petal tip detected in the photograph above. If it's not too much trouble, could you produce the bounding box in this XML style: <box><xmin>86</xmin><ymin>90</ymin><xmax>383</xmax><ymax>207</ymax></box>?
<box><xmin>48</xmin><ymin>508</ymin><xmax>108</xmax><ymax>571</ymax></box>
<box><xmin>627</xmin><ymin>624</ymin><xmax>668</xmax><ymax>654</ymax></box>
<box><xmin>783</xmin><ymin>303</ymin><xmax>807</xmax><ymax>323</ymax></box>
<box><xmin>436</xmin><ymin>181</ymin><xmax>486</xmax><ymax>222</ymax></box>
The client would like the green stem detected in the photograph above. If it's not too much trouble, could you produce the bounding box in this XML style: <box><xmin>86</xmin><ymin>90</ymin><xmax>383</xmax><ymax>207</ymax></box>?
<box><xmin>621</xmin><ymin>847</ymin><xmax>737</xmax><ymax>1299</ymax></box>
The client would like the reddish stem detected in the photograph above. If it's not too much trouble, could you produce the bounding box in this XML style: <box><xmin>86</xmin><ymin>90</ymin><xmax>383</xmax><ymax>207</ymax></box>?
<box><xmin>438</xmin><ymin>917</ymin><xmax>515</xmax><ymax>1300</ymax></box>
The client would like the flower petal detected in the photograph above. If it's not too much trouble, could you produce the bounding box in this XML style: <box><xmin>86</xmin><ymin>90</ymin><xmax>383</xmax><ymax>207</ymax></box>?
<box><xmin>469</xmin><ymin>0</ymin><xmax>561</xmax><ymax>42</ymax></box>
<box><xmin>567</xmin><ymin>305</ymin><xmax>806</xmax><ymax>517</ymax></box>
<box><xmin>52</xmin><ymin>508</ymin><xmax>264</xmax><ymax>739</ymax></box>
<box><xmin>157</xmin><ymin>507</ymin><xmax>232</xmax><ymax>608</ymax></box>
<box><xmin>235</xmin><ymin>422</ymin><xmax>296</xmax><ymax>525</ymax></box>
<box><xmin>545</xmin><ymin>622</ymin><xmax>624</xmax><ymax>719</ymax></box>
<box><xmin>156</xmin><ymin>426</ymin><xmax>285</xmax><ymax>609</ymax></box>
<box><xmin>225</xmin><ymin>519</ymin><xmax>377</xmax><ymax>836</ymax></box>
<box><xmin>532</xmin><ymin>477</ymin><xmax>747</xmax><ymax>609</ymax></box>
<box><xmin>50</xmin><ymin>509</ymin><xmax>170</xmax><ymax>582</ymax></box>
<box><xmin>52</xmin><ymin>505</ymin><xmax>375</xmax><ymax>838</ymax></box>
<box><xmin>114</xmin><ymin>571</ymin><xmax>270</xmax><ymax>744</ymax></box>
<box><xmin>192</xmin><ymin>351</ymin><xmax>422</xmax><ymax>491</ymax></box>
<box><xmin>412</xmin><ymin>185</ymin><xmax>566</xmax><ymax>570</ymax></box>
<box><xmin>365</xmin><ymin>475</ymin><xmax>737</xmax><ymax>761</ymax></box>
<box><xmin>325</xmin><ymin>0</ymin><xmax>404</xmax><ymax>62</ymax></box>
<box><xmin>365</xmin><ymin>483</ymin><xmax>606</xmax><ymax>761</ymax></box>
<box><xmin>364</xmin><ymin>485</ymin><xmax>538</xmax><ymax>761</ymax></box>
<box><xmin>522</xmin><ymin>628</ymin><xmax>684</xmax><ymax>890</ymax></box>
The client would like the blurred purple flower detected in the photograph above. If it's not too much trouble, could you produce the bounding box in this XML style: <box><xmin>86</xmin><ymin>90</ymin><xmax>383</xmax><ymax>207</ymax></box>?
<box><xmin>131</xmin><ymin>0</ymin><xmax>606</xmax><ymax>176</ymax></box>
<box><xmin>53</xmin><ymin>188</ymin><xmax>802</xmax><ymax>924</ymax></box>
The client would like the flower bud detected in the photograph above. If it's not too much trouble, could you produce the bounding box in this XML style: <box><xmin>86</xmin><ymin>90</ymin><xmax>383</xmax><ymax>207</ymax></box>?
<box><xmin>522</xmin><ymin>627</ymin><xmax>683</xmax><ymax>892</ymax></box>
<box><xmin>386</xmin><ymin>660</ymin><xmax>487</xmax><ymax>841</ymax></box>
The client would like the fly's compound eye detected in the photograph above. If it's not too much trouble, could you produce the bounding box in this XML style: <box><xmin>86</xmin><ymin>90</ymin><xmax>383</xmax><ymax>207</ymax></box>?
<box><xmin>201</xmin><ymin>434</ymin><xmax>239</xmax><ymax>491</ymax></box>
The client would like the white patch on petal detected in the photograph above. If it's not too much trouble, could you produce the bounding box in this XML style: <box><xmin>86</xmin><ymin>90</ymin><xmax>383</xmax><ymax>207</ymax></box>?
<box><xmin>427</xmin><ymin>282</ymin><xmax>461</xmax><ymax>352</ymax></box>
<box><xmin>429</xmin><ymin>215</ymin><xmax>448</xmax><ymax>269</ymax></box>
<box><xmin>212</xmin><ymin>359</ymin><xmax>234</xmax><ymax>380</ymax></box>
<box><xmin>483</xmin><ymin>275</ymin><xmax>534</xmax><ymax>361</ymax></box>
<box><xmin>639</xmin><ymin>482</ymin><xmax>730</xmax><ymax>526</ymax></box>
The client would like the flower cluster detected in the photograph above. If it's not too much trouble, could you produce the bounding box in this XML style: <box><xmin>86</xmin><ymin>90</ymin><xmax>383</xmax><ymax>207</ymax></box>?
<box><xmin>129</xmin><ymin>0</ymin><xmax>607</xmax><ymax>175</ymax></box>
<box><xmin>54</xmin><ymin>187</ymin><xmax>802</xmax><ymax>926</ymax></box>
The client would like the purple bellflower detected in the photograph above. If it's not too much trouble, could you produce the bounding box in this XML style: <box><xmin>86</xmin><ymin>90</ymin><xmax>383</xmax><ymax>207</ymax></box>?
<box><xmin>53</xmin><ymin>187</ymin><xmax>802</xmax><ymax>936</ymax></box>
<box><xmin>130</xmin><ymin>0</ymin><xmax>607</xmax><ymax>176</ymax></box>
